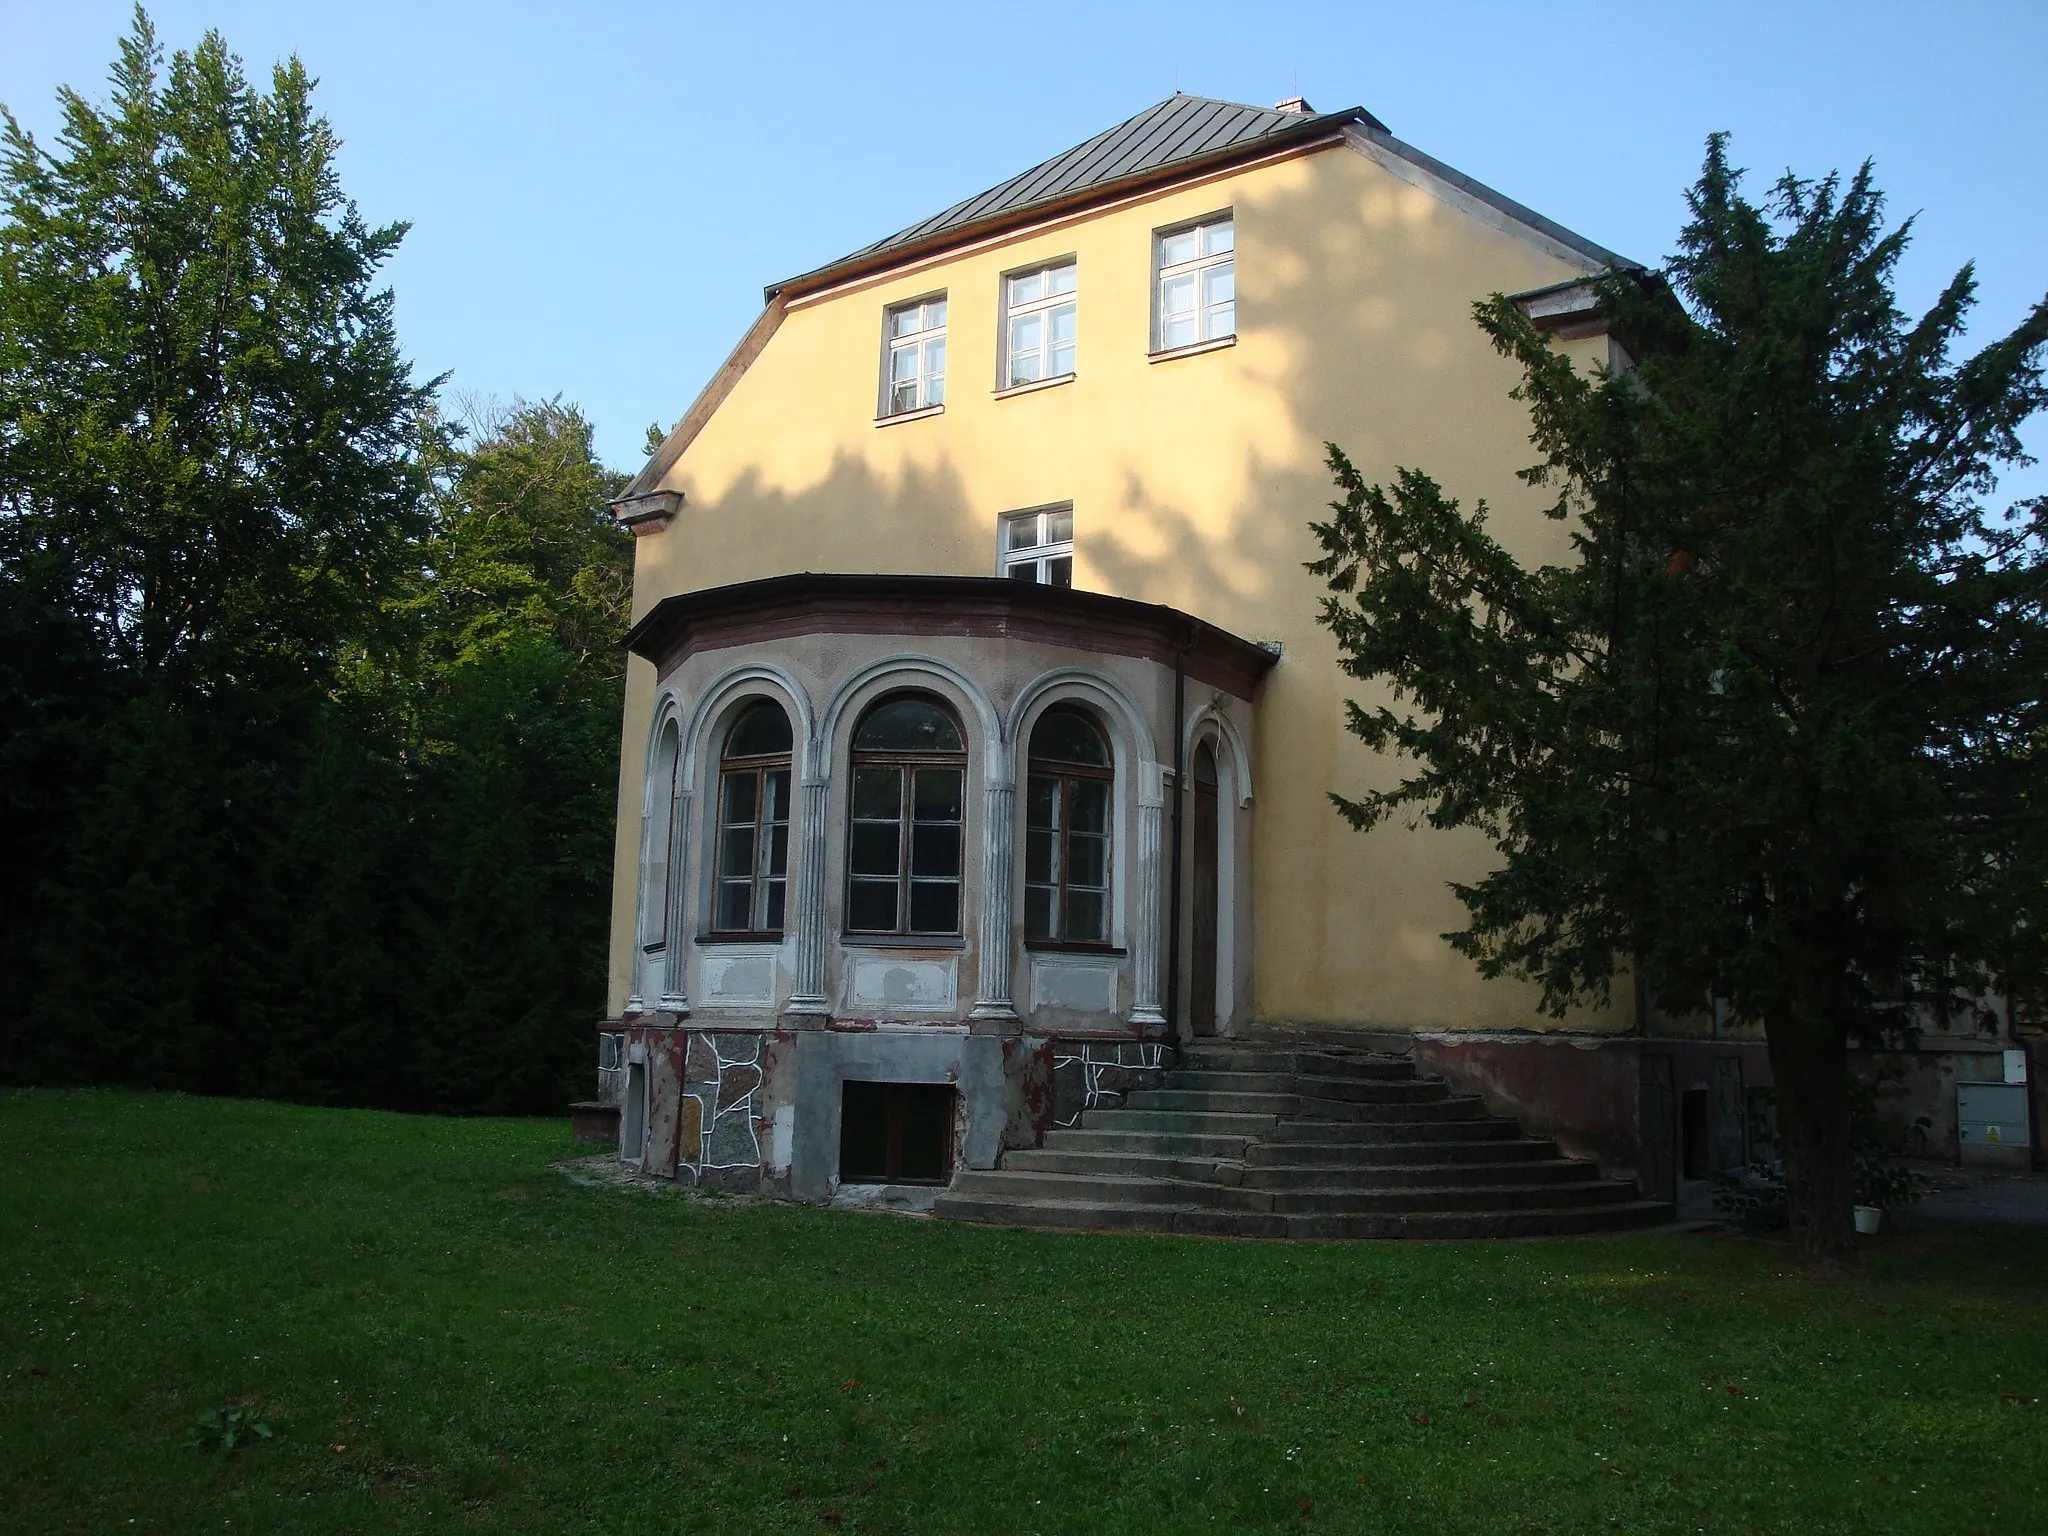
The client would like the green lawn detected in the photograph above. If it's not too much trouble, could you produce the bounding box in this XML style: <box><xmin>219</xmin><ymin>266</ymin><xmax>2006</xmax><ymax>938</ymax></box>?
<box><xmin>2</xmin><ymin>1090</ymin><xmax>2042</xmax><ymax>1534</ymax></box>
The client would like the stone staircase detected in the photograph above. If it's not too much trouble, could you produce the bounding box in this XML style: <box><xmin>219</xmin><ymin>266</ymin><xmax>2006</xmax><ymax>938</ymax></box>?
<box><xmin>933</xmin><ymin>1041</ymin><xmax>1670</xmax><ymax>1238</ymax></box>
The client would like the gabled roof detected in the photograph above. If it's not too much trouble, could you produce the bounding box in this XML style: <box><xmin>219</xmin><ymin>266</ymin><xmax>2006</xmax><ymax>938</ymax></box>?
<box><xmin>766</xmin><ymin>94</ymin><xmax>1376</xmax><ymax>302</ymax></box>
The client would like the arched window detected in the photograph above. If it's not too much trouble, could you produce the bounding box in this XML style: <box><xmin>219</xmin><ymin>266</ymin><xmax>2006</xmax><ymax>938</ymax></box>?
<box><xmin>640</xmin><ymin>717</ymin><xmax>681</xmax><ymax>950</ymax></box>
<box><xmin>712</xmin><ymin>700</ymin><xmax>793</xmax><ymax>935</ymax></box>
<box><xmin>847</xmin><ymin>693</ymin><xmax>966</xmax><ymax>935</ymax></box>
<box><xmin>1025</xmin><ymin>706</ymin><xmax>1112</xmax><ymax>944</ymax></box>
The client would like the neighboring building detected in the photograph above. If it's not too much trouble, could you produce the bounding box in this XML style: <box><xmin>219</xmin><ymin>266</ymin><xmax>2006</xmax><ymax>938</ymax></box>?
<box><xmin>595</xmin><ymin>95</ymin><xmax>2014</xmax><ymax>1222</ymax></box>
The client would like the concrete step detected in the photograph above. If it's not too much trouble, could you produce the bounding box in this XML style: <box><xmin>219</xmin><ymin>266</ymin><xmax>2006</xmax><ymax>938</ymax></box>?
<box><xmin>1126</xmin><ymin>1088</ymin><xmax>1303</xmax><ymax>1115</ymax></box>
<box><xmin>1260</xmin><ymin>1112</ymin><xmax>1512</xmax><ymax>1144</ymax></box>
<box><xmin>1240</xmin><ymin>1156</ymin><xmax>1595</xmax><ymax>1189</ymax></box>
<box><xmin>1293</xmin><ymin>1075</ymin><xmax>1449</xmax><ymax>1104</ymax></box>
<box><xmin>1246</xmin><ymin>1134</ymin><xmax>1555</xmax><ymax>1165</ymax></box>
<box><xmin>1264</xmin><ymin>1179</ymin><xmax>1641</xmax><ymax>1215</ymax></box>
<box><xmin>932</xmin><ymin>1193</ymin><xmax>1671</xmax><ymax>1240</ymax></box>
<box><xmin>1042</xmin><ymin>1127</ymin><xmax>1254</xmax><ymax>1158</ymax></box>
<box><xmin>1079</xmin><ymin>1108</ymin><xmax>1279</xmax><ymax>1136</ymax></box>
<box><xmin>1002</xmin><ymin>1148</ymin><xmax>1248</xmax><ymax>1184</ymax></box>
<box><xmin>949</xmin><ymin>1169</ymin><xmax>1271</xmax><ymax>1211</ymax></box>
<box><xmin>1177</xmin><ymin>1047</ymin><xmax>1414</xmax><ymax>1080</ymax></box>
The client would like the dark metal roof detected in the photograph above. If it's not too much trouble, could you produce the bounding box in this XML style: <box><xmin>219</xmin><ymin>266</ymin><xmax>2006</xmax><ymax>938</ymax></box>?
<box><xmin>623</xmin><ymin>573</ymin><xmax>1280</xmax><ymax>701</ymax></box>
<box><xmin>768</xmin><ymin>95</ymin><xmax>1375</xmax><ymax>301</ymax></box>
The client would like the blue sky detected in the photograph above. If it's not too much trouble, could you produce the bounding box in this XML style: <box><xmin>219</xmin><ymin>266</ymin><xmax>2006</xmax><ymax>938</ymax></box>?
<box><xmin>4</xmin><ymin>1</ymin><xmax>2045</xmax><ymax>493</ymax></box>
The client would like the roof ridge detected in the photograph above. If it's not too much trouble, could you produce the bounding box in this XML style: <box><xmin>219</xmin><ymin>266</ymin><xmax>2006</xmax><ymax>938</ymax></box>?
<box><xmin>770</xmin><ymin>94</ymin><xmax>1368</xmax><ymax>300</ymax></box>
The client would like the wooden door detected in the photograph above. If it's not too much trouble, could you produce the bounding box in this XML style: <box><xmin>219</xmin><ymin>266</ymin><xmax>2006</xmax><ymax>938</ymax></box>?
<box><xmin>1191</xmin><ymin>744</ymin><xmax>1220</xmax><ymax>1035</ymax></box>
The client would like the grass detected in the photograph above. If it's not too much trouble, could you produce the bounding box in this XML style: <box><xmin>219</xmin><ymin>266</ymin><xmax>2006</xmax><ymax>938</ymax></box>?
<box><xmin>2</xmin><ymin>1090</ymin><xmax>2044</xmax><ymax>1534</ymax></box>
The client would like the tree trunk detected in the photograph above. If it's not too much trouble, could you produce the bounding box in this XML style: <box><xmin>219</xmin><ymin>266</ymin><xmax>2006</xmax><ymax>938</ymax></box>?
<box><xmin>1763</xmin><ymin>1010</ymin><xmax>1856</xmax><ymax>1263</ymax></box>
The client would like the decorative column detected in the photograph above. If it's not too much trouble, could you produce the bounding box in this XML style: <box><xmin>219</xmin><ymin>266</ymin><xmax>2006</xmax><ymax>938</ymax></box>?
<box><xmin>783</xmin><ymin>772</ymin><xmax>833</xmax><ymax>1022</ymax></box>
<box><xmin>1129</xmin><ymin>762</ymin><xmax>1167</xmax><ymax>1027</ymax></box>
<box><xmin>657</xmin><ymin>786</ymin><xmax>692</xmax><ymax>1013</ymax></box>
<box><xmin>970</xmin><ymin>776</ymin><xmax>1018</xmax><ymax>1021</ymax></box>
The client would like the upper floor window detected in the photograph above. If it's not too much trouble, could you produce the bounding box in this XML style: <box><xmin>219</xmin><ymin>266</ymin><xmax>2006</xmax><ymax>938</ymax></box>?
<box><xmin>713</xmin><ymin>701</ymin><xmax>793</xmax><ymax>935</ymax></box>
<box><xmin>1154</xmin><ymin>214</ymin><xmax>1233</xmax><ymax>352</ymax></box>
<box><xmin>1001</xmin><ymin>260</ymin><xmax>1076</xmax><ymax>388</ymax></box>
<box><xmin>847</xmin><ymin>694</ymin><xmax>966</xmax><ymax>936</ymax></box>
<box><xmin>1025</xmin><ymin>707</ymin><xmax>1112</xmax><ymax>944</ymax></box>
<box><xmin>882</xmin><ymin>296</ymin><xmax>947</xmax><ymax>416</ymax></box>
<box><xmin>1001</xmin><ymin>505</ymin><xmax>1073</xmax><ymax>586</ymax></box>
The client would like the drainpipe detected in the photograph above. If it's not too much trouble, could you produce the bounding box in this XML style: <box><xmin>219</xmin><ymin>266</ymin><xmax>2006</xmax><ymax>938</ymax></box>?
<box><xmin>1164</xmin><ymin>621</ymin><xmax>1200</xmax><ymax>1040</ymax></box>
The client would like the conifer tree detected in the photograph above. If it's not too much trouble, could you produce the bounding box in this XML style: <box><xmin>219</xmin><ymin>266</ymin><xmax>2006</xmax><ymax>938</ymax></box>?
<box><xmin>1310</xmin><ymin>137</ymin><xmax>2047</xmax><ymax>1260</ymax></box>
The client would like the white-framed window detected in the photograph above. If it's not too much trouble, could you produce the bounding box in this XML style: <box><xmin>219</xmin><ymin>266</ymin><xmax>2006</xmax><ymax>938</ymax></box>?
<box><xmin>1000</xmin><ymin>260</ymin><xmax>1076</xmax><ymax>388</ymax></box>
<box><xmin>1000</xmin><ymin>504</ymin><xmax>1073</xmax><ymax>586</ymax></box>
<box><xmin>882</xmin><ymin>295</ymin><xmax>947</xmax><ymax>416</ymax></box>
<box><xmin>1154</xmin><ymin>213</ymin><xmax>1234</xmax><ymax>352</ymax></box>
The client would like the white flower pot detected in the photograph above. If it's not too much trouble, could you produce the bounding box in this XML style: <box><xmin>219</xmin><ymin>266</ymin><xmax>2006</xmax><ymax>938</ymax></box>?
<box><xmin>1853</xmin><ymin>1204</ymin><xmax>1883</xmax><ymax>1235</ymax></box>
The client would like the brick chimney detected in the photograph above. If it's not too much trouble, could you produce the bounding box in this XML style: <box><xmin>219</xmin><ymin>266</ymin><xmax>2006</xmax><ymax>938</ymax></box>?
<box><xmin>1272</xmin><ymin>96</ymin><xmax>1314</xmax><ymax>114</ymax></box>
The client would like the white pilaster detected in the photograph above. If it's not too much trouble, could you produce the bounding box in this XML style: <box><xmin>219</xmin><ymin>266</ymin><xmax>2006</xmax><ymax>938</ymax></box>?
<box><xmin>784</xmin><ymin>774</ymin><xmax>832</xmax><ymax>1019</ymax></box>
<box><xmin>1129</xmin><ymin>762</ymin><xmax>1167</xmax><ymax>1026</ymax></box>
<box><xmin>970</xmin><ymin>780</ymin><xmax>1018</xmax><ymax>1020</ymax></box>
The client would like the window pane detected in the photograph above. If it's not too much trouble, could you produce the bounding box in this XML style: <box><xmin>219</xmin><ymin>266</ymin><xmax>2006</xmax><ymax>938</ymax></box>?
<box><xmin>908</xmin><ymin>880</ymin><xmax>959</xmax><ymax>933</ymax></box>
<box><xmin>1012</xmin><ymin>311</ymin><xmax>1042</xmax><ymax>352</ymax></box>
<box><xmin>1006</xmin><ymin>561</ymin><xmax>1038</xmax><ymax>582</ymax></box>
<box><xmin>856</xmin><ymin>698</ymin><xmax>964</xmax><ymax>753</ymax></box>
<box><xmin>721</xmin><ymin>771</ymin><xmax>757</xmax><ymax>828</ymax></box>
<box><xmin>849</xmin><ymin>879</ymin><xmax>898</xmax><ymax>932</ymax></box>
<box><xmin>764</xmin><ymin>769</ymin><xmax>790</xmax><ymax>826</ymax></box>
<box><xmin>852</xmin><ymin>765</ymin><xmax>901</xmax><ymax>819</ymax></box>
<box><xmin>1009</xmin><ymin>271</ymin><xmax>1042</xmax><ymax>305</ymax></box>
<box><xmin>1067</xmin><ymin>830</ymin><xmax>1108</xmax><ymax>888</ymax></box>
<box><xmin>716</xmin><ymin>880</ymin><xmax>753</xmax><ymax>932</ymax></box>
<box><xmin>767</xmin><ymin>821</ymin><xmax>789</xmax><ymax>877</ymax></box>
<box><xmin>1202</xmin><ymin>262</ymin><xmax>1234</xmax><ymax>306</ymax></box>
<box><xmin>1202</xmin><ymin>218</ymin><xmax>1234</xmax><ymax>256</ymax></box>
<box><xmin>1007</xmin><ymin>515</ymin><xmax>1044</xmax><ymax>551</ymax></box>
<box><xmin>1049</xmin><ymin>341</ymin><xmax>1075</xmax><ymax>378</ymax></box>
<box><xmin>1161</xmin><ymin>272</ymin><xmax>1195</xmax><ymax>315</ymax></box>
<box><xmin>892</xmin><ymin>307</ymin><xmax>923</xmax><ymax>339</ymax></box>
<box><xmin>1069</xmin><ymin>776</ymin><xmax>1110</xmax><ymax>832</ymax></box>
<box><xmin>765</xmin><ymin>879</ymin><xmax>786</xmax><ymax>930</ymax></box>
<box><xmin>1045</xmin><ymin>555</ymin><xmax>1073</xmax><ymax>587</ymax></box>
<box><xmin>1206</xmin><ymin>301</ymin><xmax>1235</xmax><ymax>341</ymax></box>
<box><xmin>1048</xmin><ymin>305</ymin><xmax>1076</xmax><ymax>344</ymax></box>
<box><xmin>1027</xmin><ymin>774</ymin><xmax>1059</xmax><ymax>829</ymax></box>
<box><xmin>1024</xmin><ymin>884</ymin><xmax>1054</xmax><ymax>940</ymax></box>
<box><xmin>850</xmin><ymin>822</ymin><xmax>900</xmax><ymax>877</ymax></box>
<box><xmin>726</xmin><ymin>701</ymin><xmax>793</xmax><ymax>758</ymax></box>
<box><xmin>914</xmin><ymin>766</ymin><xmax>963</xmax><ymax>822</ymax></box>
<box><xmin>1160</xmin><ymin>231</ymin><xmax>1197</xmax><ymax>267</ymax></box>
<box><xmin>911</xmin><ymin>822</ymin><xmax>960</xmax><ymax>877</ymax></box>
<box><xmin>1024</xmin><ymin>826</ymin><xmax>1056</xmax><ymax>885</ymax></box>
<box><xmin>892</xmin><ymin>345</ymin><xmax>918</xmax><ymax>380</ymax></box>
<box><xmin>925</xmin><ymin>298</ymin><xmax>945</xmax><ymax>328</ymax></box>
<box><xmin>1044</xmin><ymin>508</ymin><xmax>1073</xmax><ymax>544</ymax></box>
<box><xmin>720</xmin><ymin>825</ymin><xmax>756</xmax><ymax>881</ymax></box>
<box><xmin>923</xmin><ymin>338</ymin><xmax>945</xmax><ymax>405</ymax></box>
<box><xmin>1047</xmin><ymin>262</ymin><xmax>1076</xmax><ymax>295</ymax></box>
<box><xmin>889</xmin><ymin>379</ymin><xmax>918</xmax><ymax>414</ymax></box>
<box><xmin>1031</xmin><ymin>711</ymin><xmax>1107</xmax><ymax>768</ymax></box>
<box><xmin>1066</xmin><ymin>888</ymin><xmax>1107</xmax><ymax>943</ymax></box>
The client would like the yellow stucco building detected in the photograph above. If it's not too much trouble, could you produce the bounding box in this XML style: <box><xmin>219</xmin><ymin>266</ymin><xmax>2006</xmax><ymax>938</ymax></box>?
<box><xmin>596</xmin><ymin>95</ymin><xmax>1714</xmax><ymax>1234</ymax></box>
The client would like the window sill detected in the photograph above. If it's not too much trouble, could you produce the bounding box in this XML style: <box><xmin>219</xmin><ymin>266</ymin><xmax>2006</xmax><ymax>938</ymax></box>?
<box><xmin>842</xmin><ymin>933</ymin><xmax>967</xmax><ymax>950</ymax></box>
<box><xmin>1148</xmin><ymin>334</ymin><xmax>1236</xmax><ymax>364</ymax></box>
<box><xmin>992</xmin><ymin>373</ymin><xmax>1075</xmax><ymax>401</ymax></box>
<box><xmin>1025</xmin><ymin>940</ymin><xmax>1127</xmax><ymax>957</ymax></box>
<box><xmin>874</xmin><ymin>403</ymin><xmax>944</xmax><ymax>427</ymax></box>
<box><xmin>697</xmin><ymin>931</ymin><xmax>783</xmax><ymax>946</ymax></box>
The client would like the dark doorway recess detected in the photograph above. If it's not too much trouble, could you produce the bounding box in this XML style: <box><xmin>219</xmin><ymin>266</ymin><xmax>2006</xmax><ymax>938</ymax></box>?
<box><xmin>839</xmin><ymin>1081</ymin><xmax>956</xmax><ymax>1183</ymax></box>
<box><xmin>1680</xmin><ymin>1086</ymin><xmax>1712</xmax><ymax>1182</ymax></box>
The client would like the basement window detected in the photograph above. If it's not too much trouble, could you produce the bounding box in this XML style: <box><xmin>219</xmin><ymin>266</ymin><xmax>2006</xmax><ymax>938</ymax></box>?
<box><xmin>839</xmin><ymin>1081</ymin><xmax>955</xmax><ymax>1184</ymax></box>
